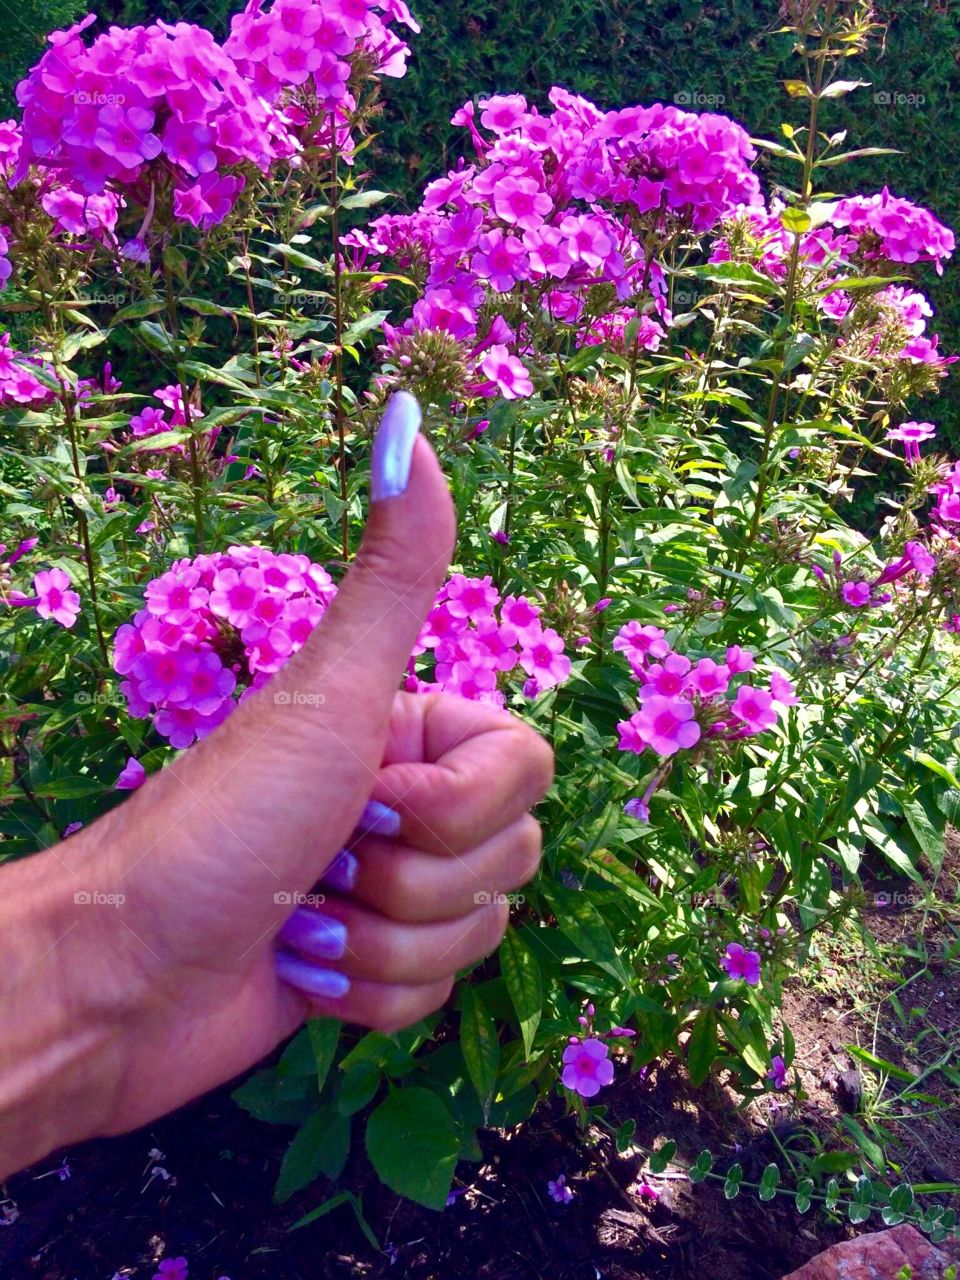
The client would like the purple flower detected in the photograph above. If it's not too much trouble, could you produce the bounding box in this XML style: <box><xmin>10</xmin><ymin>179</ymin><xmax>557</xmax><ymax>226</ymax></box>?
<box><xmin>766</xmin><ymin>1055</ymin><xmax>788</xmax><ymax>1090</ymax></box>
<box><xmin>153</xmin><ymin>1259</ymin><xmax>188</xmax><ymax>1280</ymax></box>
<box><xmin>115</xmin><ymin>757</ymin><xmax>146</xmax><ymax>791</ymax></box>
<box><xmin>720</xmin><ymin>942</ymin><xmax>762</xmax><ymax>985</ymax></box>
<box><xmin>547</xmin><ymin>1174</ymin><xmax>574</xmax><ymax>1204</ymax></box>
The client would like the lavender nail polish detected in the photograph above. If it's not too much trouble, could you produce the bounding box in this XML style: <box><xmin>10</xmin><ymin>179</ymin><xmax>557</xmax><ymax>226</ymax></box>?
<box><xmin>322</xmin><ymin>849</ymin><xmax>359</xmax><ymax>893</ymax></box>
<box><xmin>371</xmin><ymin>391</ymin><xmax>421</xmax><ymax>501</ymax></box>
<box><xmin>278</xmin><ymin>907</ymin><xmax>347</xmax><ymax>960</ymax></box>
<box><xmin>356</xmin><ymin>798</ymin><xmax>401</xmax><ymax>837</ymax></box>
<box><xmin>276</xmin><ymin>951</ymin><xmax>351</xmax><ymax>999</ymax></box>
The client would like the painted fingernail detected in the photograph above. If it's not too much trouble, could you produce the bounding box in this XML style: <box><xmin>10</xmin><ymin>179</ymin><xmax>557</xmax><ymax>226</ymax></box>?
<box><xmin>275</xmin><ymin>951</ymin><xmax>351</xmax><ymax>999</ymax></box>
<box><xmin>322</xmin><ymin>849</ymin><xmax>359</xmax><ymax>893</ymax></box>
<box><xmin>356</xmin><ymin>798</ymin><xmax>401</xmax><ymax>837</ymax></box>
<box><xmin>371</xmin><ymin>390</ymin><xmax>421</xmax><ymax>501</ymax></box>
<box><xmin>278</xmin><ymin>907</ymin><xmax>347</xmax><ymax>961</ymax></box>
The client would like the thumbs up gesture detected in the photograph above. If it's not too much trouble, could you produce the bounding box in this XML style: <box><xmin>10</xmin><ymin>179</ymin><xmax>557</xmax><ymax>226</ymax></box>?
<box><xmin>0</xmin><ymin>395</ymin><xmax>553</xmax><ymax>1174</ymax></box>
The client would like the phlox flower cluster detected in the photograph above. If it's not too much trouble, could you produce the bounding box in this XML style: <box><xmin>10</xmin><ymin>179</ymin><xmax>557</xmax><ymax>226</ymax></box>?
<box><xmin>614</xmin><ymin>622</ymin><xmax>794</xmax><ymax>763</ymax></box>
<box><xmin>831</xmin><ymin>188</ymin><xmax>955</xmax><ymax>274</ymax></box>
<box><xmin>1</xmin><ymin>118</ymin><xmax>121</xmax><ymax>246</ymax></box>
<box><xmin>710</xmin><ymin>198</ymin><xmax>856</xmax><ymax>284</ymax></box>
<box><xmin>0</xmin><ymin>332</ymin><xmax>56</xmax><ymax>408</ymax></box>
<box><xmin>814</xmin><ymin>542</ymin><xmax>935</xmax><ymax>610</ymax></box>
<box><xmin>712</xmin><ymin>196</ymin><xmax>955</xmax><ymax>372</ymax></box>
<box><xmin>224</xmin><ymin>0</ymin><xmax>419</xmax><ymax>121</ymax></box>
<box><xmin>409</xmin><ymin>575</ymin><xmax>571</xmax><ymax>705</ymax></box>
<box><xmin>114</xmin><ymin>546</ymin><xmax>337</xmax><ymax>748</ymax></box>
<box><xmin>13</xmin><ymin>15</ymin><xmax>301</xmax><ymax>232</ymax></box>
<box><xmin>360</xmin><ymin>88</ymin><xmax>760</xmax><ymax>402</ymax></box>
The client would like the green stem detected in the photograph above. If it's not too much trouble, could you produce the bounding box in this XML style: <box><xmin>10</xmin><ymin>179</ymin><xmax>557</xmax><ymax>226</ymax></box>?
<box><xmin>329</xmin><ymin>111</ymin><xmax>350</xmax><ymax>563</ymax></box>
<box><xmin>163</xmin><ymin>256</ymin><xmax>206</xmax><ymax>551</ymax></box>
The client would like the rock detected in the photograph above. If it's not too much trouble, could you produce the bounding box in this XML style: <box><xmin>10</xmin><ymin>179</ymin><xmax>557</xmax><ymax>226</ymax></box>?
<box><xmin>781</xmin><ymin>1224</ymin><xmax>960</xmax><ymax>1279</ymax></box>
<box><xmin>836</xmin><ymin>1068</ymin><xmax>863</xmax><ymax>1113</ymax></box>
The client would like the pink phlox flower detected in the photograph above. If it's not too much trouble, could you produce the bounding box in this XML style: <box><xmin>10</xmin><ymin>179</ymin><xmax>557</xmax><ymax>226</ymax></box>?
<box><xmin>721</xmin><ymin>942</ymin><xmax>762</xmax><ymax>985</ymax></box>
<box><xmin>730</xmin><ymin>684</ymin><xmax>779</xmax><ymax>734</ymax></box>
<box><xmin>561</xmin><ymin>1037</ymin><xmax>614</xmax><ymax>1098</ymax></box>
<box><xmin>33</xmin><ymin>568</ymin><xmax>81</xmax><ymax>628</ymax></box>
<box><xmin>619</xmin><ymin>695</ymin><xmax>701</xmax><ymax>758</ymax></box>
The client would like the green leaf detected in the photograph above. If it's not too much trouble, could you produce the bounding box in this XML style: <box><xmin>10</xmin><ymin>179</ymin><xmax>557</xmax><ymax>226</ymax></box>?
<box><xmin>109</xmin><ymin>298</ymin><xmax>165</xmax><ymax>326</ymax></box>
<box><xmin>825</xmin><ymin>1178</ymin><xmax>840</xmax><ymax>1210</ymax></box>
<box><xmin>615</xmin><ymin>1120</ymin><xmax>636</xmax><ymax>1154</ymax></box>
<box><xmin>499</xmin><ymin>927</ymin><xmax>543</xmax><ymax>1057</ymax></box>
<box><xmin>724</xmin><ymin>1163</ymin><xmax>743</xmax><ymax>1200</ymax></box>
<box><xmin>649</xmin><ymin>1140</ymin><xmax>677</xmax><ymax>1174</ymax></box>
<box><xmin>137</xmin><ymin>320</ymin><xmax>176</xmax><ymax>357</ymax></box>
<box><xmin>759</xmin><ymin>1163</ymin><xmax>780</xmax><ymax>1201</ymax></box>
<box><xmin>795</xmin><ymin>1179</ymin><xmax>814</xmax><ymax>1214</ymax></box>
<box><xmin>341</xmin><ymin>189</ymin><xmax>392</xmax><ymax>210</ymax></box>
<box><xmin>903</xmin><ymin>799</ymin><xmax>945</xmax><ymax>874</ymax></box>
<box><xmin>780</xmin><ymin>207</ymin><xmax>812</xmax><ymax>234</ymax></box>
<box><xmin>460</xmin><ymin>987</ymin><xmax>500</xmax><ymax>1117</ymax></box>
<box><xmin>341</xmin><ymin>310</ymin><xmax>389</xmax><ymax>348</ymax></box>
<box><xmin>543</xmin><ymin>885</ymin><xmax>630</xmax><ymax>986</ymax></box>
<box><xmin>308</xmin><ymin>1018</ymin><xmax>341</xmax><ymax>1094</ymax></box>
<box><xmin>273</xmin><ymin>1107</ymin><xmax>351</xmax><ymax>1203</ymax></box>
<box><xmin>846</xmin><ymin>1044</ymin><xmax>916</xmax><ymax>1083</ymax></box>
<box><xmin>689</xmin><ymin>1149</ymin><xmax>714</xmax><ymax>1184</ymax></box>
<box><xmin>365</xmin><ymin>1088</ymin><xmax>459</xmax><ymax>1210</ymax></box>
<box><xmin>336</xmin><ymin>1060</ymin><xmax>381</xmax><ymax>1116</ymax></box>
<box><xmin>820</xmin><ymin>78</ymin><xmax>870</xmax><ymax>98</ymax></box>
<box><xmin>180</xmin><ymin>295</ymin><xmax>231</xmax><ymax>317</ymax></box>
<box><xmin>687</xmin><ymin>1008</ymin><xmax>718</xmax><ymax>1087</ymax></box>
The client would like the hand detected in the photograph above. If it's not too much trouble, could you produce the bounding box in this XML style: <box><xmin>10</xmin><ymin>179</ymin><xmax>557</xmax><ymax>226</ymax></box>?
<box><xmin>0</xmin><ymin>397</ymin><xmax>553</xmax><ymax>1176</ymax></box>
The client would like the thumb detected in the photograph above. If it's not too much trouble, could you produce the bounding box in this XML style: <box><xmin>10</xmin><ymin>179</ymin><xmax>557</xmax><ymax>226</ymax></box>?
<box><xmin>276</xmin><ymin>392</ymin><xmax>456</xmax><ymax>719</ymax></box>
<box><xmin>141</xmin><ymin>394</ymin><xmax>454</xmax><ymax>878</ymax></box>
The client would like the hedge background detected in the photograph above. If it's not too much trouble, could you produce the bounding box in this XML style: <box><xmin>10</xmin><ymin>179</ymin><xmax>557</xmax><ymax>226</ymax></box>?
<box><xmin>4</xmin><ymin>0</ymin><xmax>960</xmax><ymax>436</ymax></box>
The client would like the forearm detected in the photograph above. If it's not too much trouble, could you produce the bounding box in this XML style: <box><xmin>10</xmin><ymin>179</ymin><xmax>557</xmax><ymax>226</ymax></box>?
<box><xmin>0</xmin><ymin>843</ymin><xmax>132</xmax><ymax>1181</ymax></box>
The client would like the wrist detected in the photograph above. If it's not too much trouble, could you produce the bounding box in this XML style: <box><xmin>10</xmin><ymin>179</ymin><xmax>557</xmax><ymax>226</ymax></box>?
<box><xmin>0</xmin><ymin>838</ymin><xmax>139</xmax><ymax>1179</ymax></box>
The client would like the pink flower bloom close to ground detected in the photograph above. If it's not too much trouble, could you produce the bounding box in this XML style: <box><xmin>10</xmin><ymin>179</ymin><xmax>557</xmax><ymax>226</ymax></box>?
<box><xmin>766</xmin><ymin>1055</ymin><xmax>788</xmax><ymax>1090</ymax></box>
<box><xmin>721</xmin><ymin>942</ymin><xmax>762</xmax><ymax>985</ymax></box>
<box><xmin>561</xmin><ymin>1037</ymin><xmax>615</xmax><ymax>1098</ymax></box>
<box><xmin>33</xmin><ymin>568</ymin><xmax>81</xmax><ymax>628</ymax></box>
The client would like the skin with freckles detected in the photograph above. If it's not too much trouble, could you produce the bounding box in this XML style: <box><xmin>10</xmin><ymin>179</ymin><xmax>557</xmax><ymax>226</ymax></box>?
<box><xmin>0</xmin><ymin>415</ymin><xmax>553</xmax><ymax>1181</ymax></box>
